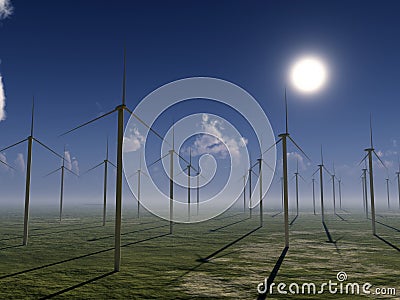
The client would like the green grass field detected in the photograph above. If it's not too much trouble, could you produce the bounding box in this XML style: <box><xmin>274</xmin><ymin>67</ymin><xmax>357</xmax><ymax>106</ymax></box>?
<box><xmin>0</xmin><ymin>206</ymin><xmax>399</xmax><ymax>299</ymax></box>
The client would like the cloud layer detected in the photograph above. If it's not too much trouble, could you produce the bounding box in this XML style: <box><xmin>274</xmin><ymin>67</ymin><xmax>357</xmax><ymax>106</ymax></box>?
<box><xmin>0</xmin><ymin>0</ymin><xmax>13</xmax><ymax>20</ymax></box>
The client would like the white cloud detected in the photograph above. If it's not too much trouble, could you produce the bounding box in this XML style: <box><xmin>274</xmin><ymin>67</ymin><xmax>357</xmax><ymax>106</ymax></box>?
<box><xmin>187</xmin><ymin>114</ymin><xmax>247</xmax><ymax>162</ymax></box>
<box><xmin>0</xmin><ymin>0</ymin><xmax>13</xmax><ymax>20</ymax></box>
<box><xmin>123</xmin><ymin>127</ymin><xmax>145</xmax><ymax>152</ymax></box>
<box><xmin>0</xmin><ymin>74</ymin><xmax>6</xmax><ymax>121</ymax></box>
<box><xmin>14</xmin><ymin>153</ymin><xmax>24</xmax><ymax>172</ymax></box>
<box><xmin>0</xmin><ymin>152</ymin><xmax>9</xmax><ymax>171</ymax></box>
<box><xmin>64</xmin><ymin>150</ymin><xmax>79</xmax><ymax>175</ymax></box>
<box><xmin>287</xmin><ymin>151</ymin><xmax>307</xmax><ymax>171</ymax></box>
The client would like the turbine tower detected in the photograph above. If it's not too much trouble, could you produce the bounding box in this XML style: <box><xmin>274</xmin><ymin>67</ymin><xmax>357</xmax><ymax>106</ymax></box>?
<box><xmin>312</xmin><ymin>176</ymin><xmax>316</xmax><ymax>215</ymax></box>
<box><xmin>263</xmin><ymin>89</ymin><xmax>309</xmax><ymax>247</ymax></box>
<box><xmin>44</xmin><ymin>145</ymin><xmax>79</xmax><ymax>222</ymax></box>
<box><xmin>396</xmin><ymin>158</ymin><xmax>400</xmax><ymax>210</ymax></box>
<box><xmin>312</xmin><ymin>146</ymin><xmax>332</xmax><ymax>224</ymax></box>
<box><xmin>360</xmin><ymin>115</ymin><xmax>386</xmax><ymax>235</ymax></box>
<box><xmin>331</xmin><ymin>162</ymin><xmax>336</xmax><ymax>214</ymax></box>
<box><xmin>385</xmin><ymin>178</ymin><xmax>390</xmax><ymax>210</ymax></box>
<box><xmin>83</xmin><ymin>138</ymin><xmax>116</xmax><ymax>225</ymax></box>
<box><xmin>0</xmin><ymin>98</ymin><xmax>63</xmax><ymax>246</ymax></box>
<box><xmin>361</xmin><ymin>167</ymin><xmax>369</xmax><ymax>218</ymax></box>
<box><xmin>61</xmin><ymin>49</ymin><xmax>163</xmax><ymax>272</ymax></box>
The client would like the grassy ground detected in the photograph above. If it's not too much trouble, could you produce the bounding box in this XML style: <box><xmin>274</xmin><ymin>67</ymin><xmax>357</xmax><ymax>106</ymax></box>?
<box><xmin>0</xmin><ymin>207</ymin><xmax>399</xmax><ymax>299</ymax></box>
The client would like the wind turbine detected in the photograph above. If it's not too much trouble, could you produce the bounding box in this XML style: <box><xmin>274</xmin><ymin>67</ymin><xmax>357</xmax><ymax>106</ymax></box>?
<box><xmin>0</xmin><ymin>98</ymin><xmax>64</xmax><ymax>246</ymax></box>
<box><xmin>60</xmin><ymin>49</ymin><xmax>164</xmax><ymax>272</ymax></box>
<box><xmin>311</xmin><ymin>176</ymin><xmax>316</xmax><ymax>215</ymax></box>
<box><xmin>83</xmin><ymin>138</ymin><xmax>116</xmax><ymax>225</ymax></box>
<box><xmin>312</xmin><ymin>146</ymin><xmax>332</xmax><ymax>224</ymax></box>
<box><xmin>44</xmin><ymin>145</ymin><xmax>79</xmax><ymax>222</ymax></box>
<box><xmin>248</xmin><ymin>167</ymin><xmax>253</xmax><ymax>218</ymax></box>
<box><xmin>262</xmin><ymin>89</ymin><xmax>310</xmax><ymax>247</ymax></box>
<box><xmin>292</xmin><ymin>159</ymin><xmax>305</xmax><ymax>218</ymax></box>
<box><xmin>338</xmin><ymin>178</ymin><xmax>342</xmax><ymax>210</ymax></box>
<box><xmin>385</xmin><ymin>177</ymin><xmax>390</xmax><ymax>210</ymax></box>
<box><xmin>359</xmin><ymin>115</ymin><xmax>386</xmax><ymax>235</ymax></box>
<box><xmin>330</xmin><ymin>162</ymin><xmax>337</xmax><ymax>215</ymax></box>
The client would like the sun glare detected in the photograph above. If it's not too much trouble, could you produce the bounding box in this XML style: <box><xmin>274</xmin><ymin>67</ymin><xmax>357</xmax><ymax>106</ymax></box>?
<box><xmin>290</xmin><ymin>57</ymin><xmax>327</xmax><ymax>93</ymax></box>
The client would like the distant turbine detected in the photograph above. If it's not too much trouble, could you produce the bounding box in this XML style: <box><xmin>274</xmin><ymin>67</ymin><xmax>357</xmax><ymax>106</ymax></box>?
<box><xmin>0</xmin><ymin>98</ymin><xmax>63</xmax><ymax>246</ymax></box>
<box><xmin>248</xmin><ymin>167</ymin><xmax>253</xmax><ymax>218</ymax></box>
<box><xmin>44</xmin><ymin>145</ymin><xmax>79</xmax><ymax>222</ymax></box>
<box><xmin>338</xmin><ymin>178</ymin><xmax>342</xmax><ymax>210</ymax></box>
<box><xmin>312</xmin><ymin>145</ymin><xmax>332</xmax><ymax>223</ymax></box>
<box><xmin>83</xmin><ymin>138</ymin><xmax>116</xmax><ymax>225</ymax></box>
<box><xmin>330</xmin><ymin>162</ymin><xmax>337</xmax><ymax>215</ymax></box>
<box><xmin>292</xmin><ymin>159</ymin><xmax>305</xmax><ymax>218</ymax></box>
<box><xmin>385</xmin><ymin>178</ymin><xmax>390</xmax><ymax>210</ymax></box>
<box><xmin>312</xmin><ymin>175</ymin><xmax>315</xmax><ymax>216</ymax></box>
<box><xmin>0</xmin><ymin>157</ymin><xmax>15</xmax><ymax>171</ymax></box>
<box><xmin>359</xmin><ymin>114</ymin><xmax>386</xmax><ymax>235</ymax></box>
<box><xmin>263</xmin><ymin>88</ymin><xmax>310</xmax><ymax>247</ymax></box>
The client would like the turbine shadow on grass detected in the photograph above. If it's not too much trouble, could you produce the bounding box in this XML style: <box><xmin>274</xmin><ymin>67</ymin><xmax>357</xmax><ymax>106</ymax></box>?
<box><xmin>39</xmin><ymin>271</ymin><xmax>116</xmax><ymax>299</ymax></box>
<box><xmin>213</xmin><ymin>212</ymin><xmax>243</xmax><ymax>221</ymax></box>
<box><xmin>87</xmin><ymin>224</ymin><xmax>169</xmax><ymax>242</ymax></box>
<box><xmin>335</xmin><ymin>213</ymin><xmax>347</xmax><ymax>222</ymax></box>
<box><xmin>271</xmin><ymin>211</ymin><xmax>282</xmax><ymax>218</ymax></box>
<box><xmin>375</xmin><ymin>220</ymin><xmax>400</xmax><ymax>233</ymax></box>
<box><xmin>208</xmin><ymin>217</ymin><xmax>251</xmax><ymax>233</ymax></box>
<box><xmin>322</xmin><ymin>221</ymin><xmax>342</xmax><ymax>254</ymax></box>
<box><xmin>0</xmin><ymin>225</ymin><xmax>101</xmax><ymax>243</ymax></box>
<box><xmin>289</xmin><ymin>214</ymin><xmax>298</xmax><ymax>226</ymax></box>
<box><xmin>257</xmin><ymin>246</ymin><xmax>289</xmax><ymax>299</ymax></box>
<box><xmin>198</xmin><ymin>226</ymin><xmax>261</xmax><ymax>262</ymax></box>
<box><xmin>374</xmin><ymin>234</ymin><xmax>400</xmax><ymax>252</ymax></box>
<box><xmin>0</xmin><ymin>244</ymin><xmax>24</xmax><ymax>251</ymax></box>
<box><xmin>0</xmin><ymin>233</ymin><xmax>169</xmax><ymax>280</ymax></box>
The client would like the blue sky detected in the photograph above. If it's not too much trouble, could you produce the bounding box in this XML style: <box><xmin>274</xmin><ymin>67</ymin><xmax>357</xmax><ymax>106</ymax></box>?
<box><xmin>1</xmin><ymin>0</ymin><xmax>400</xmax><ymax>213</ymax></box>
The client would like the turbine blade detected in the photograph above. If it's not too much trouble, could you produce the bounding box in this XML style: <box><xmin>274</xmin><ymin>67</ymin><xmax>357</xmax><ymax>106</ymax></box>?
<box><xmin>0</xmin><ymin>138</ymin><xmax>28</xmax><ymax>152</ymax></box>
<box><xmin>83</xmin><ymin>162</ymin><xmax>104</xmax><ymax>175</ymax></box>
<box><xmin>262</xmin><ymin>138</ymin><xmax>282</xmax><ymax>156</ymax></box>
<box><xmin>147</xmin><ymin>152</ymin><xmax>169</xmax><ymax>169</ymax></box>
<box><xmin>124</xmin><ymin>107</ymin><xmax>170</xmax><ymax>146</ymax></box>
<box><xmin>31</xmin><ymin>96</ymin><xmax>35</xmax><ymax>136</ymax></box>
<box><xmin>59</xmin><ymin>109</ymin><xmax>117</xmax><ymax>137</ymax></box>
<box><xmin>127</xmin><ymin>170</ymin><xmax>139</xmax><ymax>179</ymax></box>
<box><xmin>262</xmin><ymin>159</ymin><xmax>275</xmax><ymax>172</ymax></box>
<box><xmin>33</xmin><ymin>138</ymin><xmax>64</xmax><ymax>160</ymax></box>
<box><xmin>299</xmin><ymin>174</ymin><xmax>307</xmax><ymax>182</ymax></box>
<box><xmin>323</xmin><ymin>165</ymin><xmax>332</xmax><ymax>176</ymax></box>
<box><xmin>288</xmin><ymin>136</ymin><xmax>311</xmax><ymax>161</ymax></box>
<box><xmin>106</xmin><ymin>136</ymin><xmax>109</xmax><ymax>161</ymax></box>
<box><xmin>106</xmin><ymin>160</ymin><xmax>117</xmax><ymax>168</ymax></box>
<box><xmin>122</xmin><ymin>47</ymin><xmax>126</xmax><ymax>106</ymax></box>
<box><xmin>284</xmin><ymin>87</ymin><xmax>288</xmax><ymax>134</ymax></box>
<box><xmin>175</xmin><ymin>166</ymin><xmax>189</xmax><ymax>178</ymax></box>
<box><xmin>358</xmin><ymin>153</ymin><xmax>369</xmax><ymax>165</ymax></box>
<box><xmin>65</xmin><ymin>167</ymin><xmax>79</xmax><ymax>177</ymax></box>
<box><xmin>320</xmin><ymin>145</ymin><xmax>324</xmax><ymax>165</ymax></box>
<box><xmin>43</xmin><ymin>167</ymin><xmax>62</xmax><ymax>178</ymax></box>
<box><xmin>373</xmin><ymin>150</ymin><xmax>387</xmax><ymax>169</ymax></box>
<box><xmin>0</xmin><ymin>159</ymin><xmax>16</xmax><ymax>171</ymax></box>
<box><xmin>312</xmin><ymin>168</ymin><xmax>319</xmax><ymax>177</ymax></box>
<box><xmin>369</xmin><ymin>113</ymin><xmax>373</xmax><ymax>148</ymax></box>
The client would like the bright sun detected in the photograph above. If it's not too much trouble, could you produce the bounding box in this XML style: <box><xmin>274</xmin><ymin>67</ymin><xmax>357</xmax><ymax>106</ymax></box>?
<box><xmin>290</xmin><ymin>57</ymin><xmax>327</xmax><ymax>93</ymax></box>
